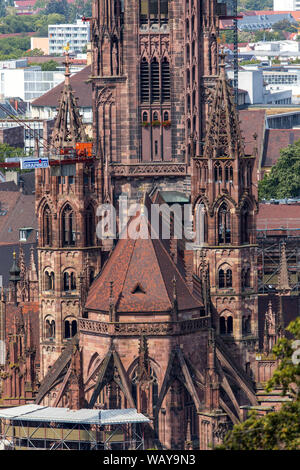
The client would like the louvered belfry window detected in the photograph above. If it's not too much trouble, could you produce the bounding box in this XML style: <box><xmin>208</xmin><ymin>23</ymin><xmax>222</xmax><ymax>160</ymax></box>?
<box><xmin>151</xmin><ymin>58</ymin><xmax>160</xmax><ymax>102</ymax></box>
<box><xmin>162</xmin><ymin>58</ymin><xmax>170</xmax><ymax>102</ymax></box>
<box><xmin>140</xmin><ymin>59</ymin><xmax>150</xmax><ymax>102</ymax></box>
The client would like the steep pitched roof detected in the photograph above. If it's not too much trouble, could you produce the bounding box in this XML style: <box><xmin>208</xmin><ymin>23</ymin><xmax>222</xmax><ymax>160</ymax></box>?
<box><xmin>50</xmin><ymin>53</ymin><xmax>87</xmax><ymax>150</ymax></box>
<box><xmin>85</xmin><ymin>214</ymin><xmax>203</xmax><ymax>314</ymax></box>
<box><xmin>239</xmin><ymin>109</ymin><xmax>266</xmax><ymax>158</ymax></box>
<box><xmin>203</xmin><ymin>54</ymin><xmax>245</xmax><ymax>159</ymax></box>
<box><xmin>262</xmin><ymin>129</ymin><xmax>300</xmax><ymax>168</ymax></box>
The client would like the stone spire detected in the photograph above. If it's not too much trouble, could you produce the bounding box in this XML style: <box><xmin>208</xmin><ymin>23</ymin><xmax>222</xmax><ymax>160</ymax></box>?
<box><xmin>203</xmin><ymin>50</ymin><xmax>245</xmax><ymax>160</ymax></box>
<box><xmin>9</xmin><ymin>251</ymin><xmax>21</xmax><ymax>305</ymax></box>
<box><xmin>28</xmin><ymin>245</ymin><xmax>38</xmax><ymax>283</ymax></box>
<box><xmin>50</xmin><ymin>48</ymin><xmax>87</xmax><ymax>152</ymax></box>
<box><xmin>277</xmin><ymin>243</ymin><xmax>291</xmax><ymax>295</ymax></box>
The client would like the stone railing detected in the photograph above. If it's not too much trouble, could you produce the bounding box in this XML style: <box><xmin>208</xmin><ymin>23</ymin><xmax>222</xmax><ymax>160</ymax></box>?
<box><xmin>110</xmin><ymin>162</ymin><xmax>187</xmax><ymax>178</ymax></box>
<box><xmin>79</xmin><ymin>316</ymin><xmax>210</xmax><ymax>337</ymax></box>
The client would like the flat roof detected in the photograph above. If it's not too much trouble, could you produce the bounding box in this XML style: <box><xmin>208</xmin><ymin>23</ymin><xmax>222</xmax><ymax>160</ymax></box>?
<box><xmin>0</xmin><ymin>405</ymin><xmax>150</xmax><ymax>426</ymax></box>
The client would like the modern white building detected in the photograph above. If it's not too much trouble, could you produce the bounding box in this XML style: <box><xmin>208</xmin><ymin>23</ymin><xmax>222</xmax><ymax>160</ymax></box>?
<box><xmin>0</xmin><ymin>68</ymin><xmax>65</xmax><ymax>102</ymax></box>
<box><xmin>48</xmin><ymin>20</ymin><xmax>90</xmax><ymax>55</ymax></box>
<box><xmin>227</xmin><ymin>68</ymin><xmax>292</xmax><ymax>105</ymax></box>
<box><xmin>273</xmin><ymin>0</ymin><xmax>300</xmax><ymax>11</ymax></box>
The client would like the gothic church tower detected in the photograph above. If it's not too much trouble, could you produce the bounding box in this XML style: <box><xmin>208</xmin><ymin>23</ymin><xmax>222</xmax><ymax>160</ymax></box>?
<box><xmin>36</xmin><ymin>54</ymin><xmax>103</xmax><ymax>377</ymax></box>
<box><xmin>192</xmin><ymin>55</ymin><xmax>259</xmax><ymax>367</ymax></box>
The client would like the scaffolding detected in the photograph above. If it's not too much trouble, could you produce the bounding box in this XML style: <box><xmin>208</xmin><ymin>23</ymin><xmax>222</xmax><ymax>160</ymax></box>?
<box><xmin>257</xmin><ymin>228</ymin><xmax>300</xmax><ymax>295</ymax></box>
<box><xmin>0</xmin><ymin>405</ymin><xmax>149</xmax><ymax>450</ymax></box>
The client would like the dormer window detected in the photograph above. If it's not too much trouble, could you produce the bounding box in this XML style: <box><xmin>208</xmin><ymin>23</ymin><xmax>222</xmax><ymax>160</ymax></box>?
<box><xmin>19</xmin><ymin>227</ymin><xmax>33</xmax><ymax>241</ymax></box>
<box><xmin>132</xmin><ymin>283</ymin><xmax>146</xmax><ymax>294</ymax></box>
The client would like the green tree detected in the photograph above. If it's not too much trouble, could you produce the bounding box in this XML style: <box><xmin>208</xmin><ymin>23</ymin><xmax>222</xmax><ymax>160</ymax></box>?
<box><xmin>272</xmin><ymin>19</ymin><xmax>297</xmax><ymax>33</ymax></box>
<box><xmin>218</xmin><ymin>318</ymin><xmax>300</xmax><ymax>450</ymax></box>
<box><xmin>40</xmin><ymin>59</ymin><xmax>58</xmax><ymax>70</ymax></box>
<box><xmin>258</xmin><ymin>140</ymin><xmax>300</xmax><ymax>200</ymax></box>
<box><xmin>0</xmin><ymin>143</ymin><xmax>25</xmax><ymax>163</ymax></box>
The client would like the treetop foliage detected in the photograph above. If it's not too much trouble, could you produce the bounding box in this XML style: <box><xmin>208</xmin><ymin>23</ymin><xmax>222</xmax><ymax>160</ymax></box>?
<box><xmin>258</xmin><ymin>140</ymin><xmax>300</xmax><ymax>200</ymax></box>
<box><xmin>218</xmin><ymin>318</ymin><xmax>300</xmax><ymax>450</ymax></box>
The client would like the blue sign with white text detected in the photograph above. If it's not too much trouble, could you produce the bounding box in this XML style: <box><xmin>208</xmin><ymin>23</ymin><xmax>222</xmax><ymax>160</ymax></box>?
<box><xmin>20</xmin><ymin>158</ymin><xmax>49</xmax><ymax>170</ymax></box>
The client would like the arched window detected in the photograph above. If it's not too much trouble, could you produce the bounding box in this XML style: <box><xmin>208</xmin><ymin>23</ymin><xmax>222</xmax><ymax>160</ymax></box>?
<box><xmin>246</xmin><ymin>162</ymin><xmax>252</xmax><ymax>187</ymax></box>
<box><xmin>226</xmin><ymin>269</ymin><xmax>232</xmax><ymax>287</ymax></box>
<box><xmin>140</xmin><ymin>58</ymin><xmax>150</xmax><ymax>102</ymax></box>
<box><xmin>64</xmin><ymin>320</ymin><xmax>70</xmax><ymax>339</ymax></box>
<box><xmin>71</xmin><ymin>320</ymin><xmax>77</xmax><ymax>337</ymax></box>
<box><xmin>89</xmin><ymin>269</ymin><xmax>95</xmax><ymax>286</ymax></box>
<box><xmin>45</xmin><ymin>271</ymin><xmax>54</xmax><ymax>291</ymax></box>
<box><xmin>162</xmin><ymin>57</ymin><xmax>170</xmax><ymax>102</ymax></box>
<box><xmin>43</xmin><ymin>205</ymin><xmax>52</xmax><ymax>246</ymax></box>
<box><xmin>71</xmin><ymin>272</ymin><xmax>76</xmax><ymax>290</ymax></box>
<box><xmin>151</xmin><ymin>58</ymin><xmax>160</xmax><ymax>102</ymax></box>
<box><xmin>242</xmin><ymin>267</ymin><xmax>251</xmax><ymax>288</ymax></box>
<box><xmin>163</xmin><ymin>111</ymin><xmax>169</xmax><ymax>122</ymax></box>
<box><xmin>219</xmin><ymin>269</ymin><xmax>225</xmax><ymax>288</ymax></box>
<box><xmin>142</xmin><ymin>111</ymin><xmax>148</xmax><ymax>122</ymax></box>
<box><xmin>220</xmin><ymin>317</ymin><xmax>226</xmax><ymax>335</ymax></box>
<box><xmin>63</xmin><ymin>272</ymin><xmax>69</xmax><ymax>291</ymax></box>
<box><xmin>64</xmin><ymin>319</ymin><xmax>77</xmax><ymax>339</ymax></box>
<box><xmin>197</xmin><ymin>203</ymin><xmax>207</xmax><ymax>244</ymax></box>
<box><xmin>187</xmin><ymin>94</ymin><xmax>191</xmax><ymax>112</ymax></box>
<box><xmin>218</xmin><ymin>268</ymin><xmax>232</xmax><ymax>288</ymax></box>
<box><xmin>45</xmin><ymin>317</ymin><xmax>55</xmax><ymax>339</ymax></box>
<box><xmin>85</xmin><ymin>204</ymin><xmax>95</xmax><ymax>246</ymax></box>
<box><xmin>240</xmin><ymin>203</ymin><xmax>250</xmax><ymax>244</ymax></box>
<box><xmin>242</xmin><ymin>315</ymin><xmax>251</xmax><ymax>335</ymax></box>
<box><xmin>131</xmin><ymin>365</ymin><xmax>158</xmax><ymax>414</ymax></box>
<box><xmin>186</xmin><ymin>44</ymin><xmax>190</xmax><ymax>61</ymax></box>
<box><xmin>218</xmin><ymin>202</ymin><xmax>231</xmax><ymax>244</ymax></box>
<box><xmin>214</xmin><ymin>162</ymin><xmax>222</xmax><ymax>183</ymax></box>
<box><xmin>153</xmin><ymin>111</ymin><xmax>159</xmax><ymax>121</ymax></box>
<box><xmin>62</xmin><ymin>204</ymin><xmax>76</xmax><ymax>247</ymax></box>
<box><xmin>225</xmin><ymin>164</ymin><xmax>233</xmax><ymax>183</ymax></box>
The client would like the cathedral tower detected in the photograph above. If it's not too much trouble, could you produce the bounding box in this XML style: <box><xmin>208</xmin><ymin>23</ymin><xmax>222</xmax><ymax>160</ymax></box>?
<box><xmin>90</xmin><ymin>0</ymin><xmax>225</xmax><ymax>200</ymax></box>
<box><xmin>192</xmin><ymin>54</ymin><xmax>259</xmax><ymax>366</ymax></box>
<box><xmin>36</xmin><ymin>54</ymin><xmax>103</xmax><ymax>377</ymax></box>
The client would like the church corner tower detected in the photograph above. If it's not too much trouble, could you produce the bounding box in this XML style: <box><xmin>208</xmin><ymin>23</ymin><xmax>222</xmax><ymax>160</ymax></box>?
<box><xmin>36</xmin><ymin>52</ymin><xmax>103</xmax><ymax>377</ymax></box>
<box><xmin>192</xmin><ymin>52</ymin><xmax>259</xmax><ymax>368</ymax></box>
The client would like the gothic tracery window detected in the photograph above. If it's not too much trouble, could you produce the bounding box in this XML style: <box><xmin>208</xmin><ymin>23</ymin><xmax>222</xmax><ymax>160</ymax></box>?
<box><xmin>140</xmin><ymin>0</ymin><xmax>169</xmax><ymax>29</ymax></box>
<box><xmin>43</xmin><ymin>204</ymin><xmax>52</xmax><ymax>246</ymax></box>
<box><xmin>62</xmin><ymin>204</ymin><xmax>76</xmax><ymax>247</ymax></box>
<box><xmin>240</xmin><ymin>203</ymin><xmax>250</xmax><ymax>244</ymax></box>
<box><xmin>218</xmin><ymin>202</ymin><xmax>231</xmax><ymax>244</ymax></box>
<box><xmin>45</xmin><ymin>271</ymin><xmax>55</xmax><ymax>291</ymax></box>
<box><xmin>85</xmin><ymin>204</ymin><xmax>95</xmax><ymax>247</ymax></box>
<box><xmin>220</xmin><ymin>315</ymin><xmax>233</xmax><ymax>335</ymax></box>
<box><xmin>218</xmin><ymin>268</ymin><xmax>232</xmax><ymax>288</ymax></box>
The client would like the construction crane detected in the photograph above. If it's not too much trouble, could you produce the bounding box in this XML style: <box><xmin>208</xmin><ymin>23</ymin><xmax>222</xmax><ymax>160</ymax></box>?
<box><xmin>0</xmin><ymin>101</ymin><xmax>94</xmax><ymax>171</ymax></box>
<box><xmin>219</xmin><ymin>0</ymin><xmax>242</xmax><ymax>107</ymax></box>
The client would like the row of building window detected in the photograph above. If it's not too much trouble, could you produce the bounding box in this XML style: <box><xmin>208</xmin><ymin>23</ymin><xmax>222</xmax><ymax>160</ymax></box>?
<box><xmin>44</xmin><ymin>270</ymin><xmax>94</xmax><ymax>292</ymax></box>
<box><xmin>43</xmin><ymin>203</ymin><xmax>94</xmax><ymax>247</ymax></box>
<box><xmin>220</xmin><ymin>316</ymin><xmax>252</xmax><ymax>336</ymax></box>
<box><xmin>45</xmin><ymin>319</ymin><xmax>77</xmax><ymax>340</ymax></box>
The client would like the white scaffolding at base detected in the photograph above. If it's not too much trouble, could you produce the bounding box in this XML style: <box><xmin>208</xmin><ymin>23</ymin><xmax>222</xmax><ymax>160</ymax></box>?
<box><xmin>0</xmin><ymin>405</ymin><xmax>150</xmax><ymax>450</ymax></box>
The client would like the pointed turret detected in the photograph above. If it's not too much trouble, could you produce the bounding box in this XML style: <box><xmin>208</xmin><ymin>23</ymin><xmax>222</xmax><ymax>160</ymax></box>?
<box><xmin>28</xmin><ymin>246</ymin><xmax>38</xmax><ymax>283</ymax></box>
<box><xmin>277</xmin><ymin>243</ymin><xmax>291</xmax><ymax>295</ymax></box>
<box><xmin>9</xmin><ymin>251</ymin><xmax>21</xmax><ymax>305</ymax></box>
<box><xmin>203</xmin><ymin>51</ymin><xmax>245</xmax><ymax>160</ymax></box>
<box><xmin>50</xmin><ymin>49</ymin><xmax>87</xmax><ymax>151</ymax></box>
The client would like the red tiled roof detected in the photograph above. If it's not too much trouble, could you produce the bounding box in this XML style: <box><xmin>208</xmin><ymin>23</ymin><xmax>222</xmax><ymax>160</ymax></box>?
<box><xmin>32</xmin><ymin>66</ymin><xmax>91</xmax><ymax>108</ymax></box>
<box><xmin>239</xmin><ymin>109</ymin><xmax>266</xmax><ymax>157</ymax></box>
<box><xmin>262</xmin><ymin>129</ymin><xmax>300</xmax><ymax>168</ymax></box>
<box><xmin>85</xmin><ymin>215</ymin><xmax>203</xmax><ymax>314</ymax></box>
<box><xmin>257</xmin><ymin>204</ymin><xmax>300</xmax><ymax>231</ymax></box>
<box><xmin>0</xmin><ymin>192</ymin><xmax>37</xmax><ymax>244</ymax></box>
